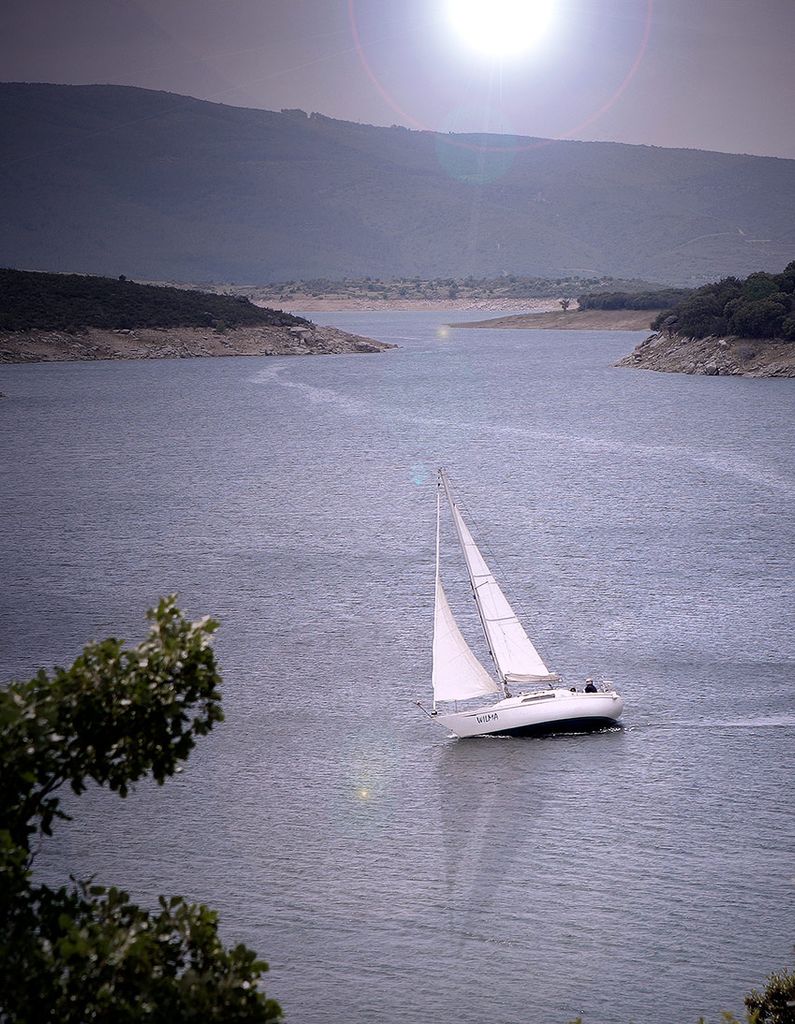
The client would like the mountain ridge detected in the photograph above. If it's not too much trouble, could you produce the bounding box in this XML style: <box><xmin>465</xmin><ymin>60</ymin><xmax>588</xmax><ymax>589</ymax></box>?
<box><xmin>1</xmin><ymin>82</ymin><xmax>794</xmax><ymax>285</ymax></box>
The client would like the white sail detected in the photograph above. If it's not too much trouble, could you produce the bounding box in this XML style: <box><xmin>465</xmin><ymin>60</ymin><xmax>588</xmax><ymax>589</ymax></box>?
<box><xmin>450</xmin><ymin>502</ymin><xmax>556</xmax><ymax>683</ymax></box>
<box><xmin>432</xmin><ymin>579</ymin><xmax>501</xmax><ymax>703</ymax></box>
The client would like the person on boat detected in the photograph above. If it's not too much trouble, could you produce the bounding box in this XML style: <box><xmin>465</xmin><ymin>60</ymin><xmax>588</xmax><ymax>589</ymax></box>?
<box><xmin>585</xmin><ymin>678</ymin><xmax>597</xmax><ymax>693</ymax></box>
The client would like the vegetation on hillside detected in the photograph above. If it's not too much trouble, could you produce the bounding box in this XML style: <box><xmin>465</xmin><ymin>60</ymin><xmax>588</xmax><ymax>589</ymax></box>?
<box><xmin>257</xmin><ymin>274</ymin><xmax>662</xmax><ymax>303</ymax></box>
<box><xmin>0</xmin><ymin>268</ymin><xmax>310</xmax><ymax>332</ymax></box>
<box><xmin>578</xmin><ymin>287</ymin><xmax>693</xmax><ymax>310</ymax></box>
<box><xmin>0</xmin><ymin>598</ymin><xmax>282</xmax><ymax>1023</ymax></box>
<box><xmin>3</xmin><ymin>83</ymin><xmax>795</xmax><ymax>285</ymax></box>
<box><xmin>649</xmin><ymin>263</ymin><xmax>795</xmax><ymax>340</ymax></box>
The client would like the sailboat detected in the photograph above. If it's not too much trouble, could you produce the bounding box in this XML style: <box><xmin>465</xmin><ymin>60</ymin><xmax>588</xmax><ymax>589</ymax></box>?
<box><xmin>424</xmin><ymin>469</ymin><xmax>624</xmax><ymax>738</ymax></box>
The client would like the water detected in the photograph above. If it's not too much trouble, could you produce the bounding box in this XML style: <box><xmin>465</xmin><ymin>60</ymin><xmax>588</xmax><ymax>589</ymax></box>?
<box><xmin>1</xmin><ymin>312</ymin><xmax>793</xmax><ymax>1024</ymax></box>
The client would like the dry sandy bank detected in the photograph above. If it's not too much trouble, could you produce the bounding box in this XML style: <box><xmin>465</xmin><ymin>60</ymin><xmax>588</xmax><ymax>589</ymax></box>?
<box><xmin>451</xmin><ymin>309</ymin><xmax>661</xmax><ymax>330</ymax></box>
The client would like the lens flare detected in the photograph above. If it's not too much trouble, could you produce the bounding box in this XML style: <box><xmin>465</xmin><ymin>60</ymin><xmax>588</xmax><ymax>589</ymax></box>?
<box><xmin>446</xmin><ymin>0</ymin><xmax>557</xmax><ymax>59</ymax></box>
<box><xmin>347</xmin><ymin>0</ymin><xmax>654</xmax><ymax>149</ymax></box>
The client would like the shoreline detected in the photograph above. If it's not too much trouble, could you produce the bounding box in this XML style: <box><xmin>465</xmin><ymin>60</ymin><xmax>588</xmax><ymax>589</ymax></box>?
<box><xmin>451</xmin><ymin>309</ymin><xmax>661</xmax><ymax>330</ymax></box>
<box><xmin>0</xmin><ymin>323</ymin><xmax>393</xmax><ymax>363</ymax></box>
<box><xmin>616</xmin><ymin>331</ymin><xmax>795</xmax><ymax>377</ymax></box>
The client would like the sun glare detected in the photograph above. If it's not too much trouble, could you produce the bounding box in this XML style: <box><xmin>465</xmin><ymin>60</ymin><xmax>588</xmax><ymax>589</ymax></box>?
<box><xmin>446</xmin><ymin>0</ymin><xmax>556</xmax><ymax>59</ymax></box>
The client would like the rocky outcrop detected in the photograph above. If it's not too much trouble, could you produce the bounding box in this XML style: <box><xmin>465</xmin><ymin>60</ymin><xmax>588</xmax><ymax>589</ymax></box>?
<box><xmin>616</xmin><ymin>332</ymin><xmax>795</xmax><ymax>377</ymax></box>
<box><xmin>0</xmin><ymin>323</ymin><xmax>394</xmax><ymax>363</ymax></box>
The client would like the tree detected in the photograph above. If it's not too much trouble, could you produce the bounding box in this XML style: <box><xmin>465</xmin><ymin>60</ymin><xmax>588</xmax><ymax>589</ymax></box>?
<box><xmin>731</xmin><ymin>297</ymin><xmax>788</xmax><ymax>339</ymax></box>
<box><xmin>742</xmin><ymin>272</ymin><xmax>780</xmax><ymax>302</ymax></box>
<box><xmin>559</xmin><ymin>297</ymin><xmax>571</xmax><ymax>311</ymax></box>
<box><xmin>744</xmin><ymin>966</ymin><xmax>795</xmax><ymax>1024</ymax></box>
<box><xmin>674</xmin><ymin>292</ymin><xmax>727</xmax><ymax>338</ymax></box>
<box><xmin>0</xmin><ymin>597</ymin><xmax>282</xmax><ymax>1024</ymax></box>
<box><xmin>781</xmin><ymin>314</ymin><xmax>795</xmax><ymax>341</ymax></box>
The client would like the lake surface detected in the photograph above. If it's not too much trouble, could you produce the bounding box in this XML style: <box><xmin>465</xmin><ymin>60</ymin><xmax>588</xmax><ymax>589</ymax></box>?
<box><xmin>1</xmin><ymin>312</ymin><xmax>793</xmax><ymax>1024</ymax></box>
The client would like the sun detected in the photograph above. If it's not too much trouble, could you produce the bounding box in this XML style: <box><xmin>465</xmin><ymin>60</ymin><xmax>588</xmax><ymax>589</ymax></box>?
<box><xmin>446</xmin><ymin>0</ymin><xmax>557</xmax><ymax>59</ymax></box>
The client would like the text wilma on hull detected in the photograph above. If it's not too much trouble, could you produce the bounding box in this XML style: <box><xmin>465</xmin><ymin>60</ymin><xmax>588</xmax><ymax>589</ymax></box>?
<box><xmin>418</xmin><ymin>469</ymin><xmax>624</xmax><ymax>739</ymax></box>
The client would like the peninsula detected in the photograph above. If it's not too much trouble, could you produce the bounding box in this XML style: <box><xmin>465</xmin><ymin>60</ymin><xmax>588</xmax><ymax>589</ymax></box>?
<box><xmin>616</xmin><ymin>264</ymin><xmax>795</xmax><ymax>377</ymax></box>
<box><xmin>450</xmin><ymin>284</ymin><xmax>693</xmax><ymax>330</ymax></box>
<box><xmin>451</xmin><ymin>308</ymin><xmax>660</xmax><ymax>331</ymax></box>
<box><xmin>0</xmin><ymin>269</ymin><xmax>391</xmax><ymax>363</ymax></box>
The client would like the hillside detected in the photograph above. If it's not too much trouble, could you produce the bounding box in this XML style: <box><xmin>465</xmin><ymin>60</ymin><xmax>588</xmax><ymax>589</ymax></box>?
<box><xmin>1</xmin><ymin>83</ymin><xmax>795</xmax><ymax>286</ymax></box>
<box><xmin>0</xmin><ymin>268</ymin><xmax>391</xmax><ymax>362</ymax></box>
<box><xmin>0</xmin><ymin>267</ymin><xmax>309</xmax><ymax>331</ymax></box>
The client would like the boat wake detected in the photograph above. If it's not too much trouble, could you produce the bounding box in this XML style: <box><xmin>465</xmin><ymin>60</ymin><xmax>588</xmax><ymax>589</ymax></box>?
<box><xmin>647</xmin><ymin>714</ymin><xmax>795</xmax><ymax>730</ymax></box>
<box><xmin>252</xmin><ymin>362</ymin><xmax>794</xmax><ymax>497</ymax></box>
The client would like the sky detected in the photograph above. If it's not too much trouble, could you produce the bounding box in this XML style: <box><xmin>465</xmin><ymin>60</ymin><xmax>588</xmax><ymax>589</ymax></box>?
<box><xmin>2</xmin><ymin>0</ymin><xmax>794</xmax><ymax>159</ymax></box>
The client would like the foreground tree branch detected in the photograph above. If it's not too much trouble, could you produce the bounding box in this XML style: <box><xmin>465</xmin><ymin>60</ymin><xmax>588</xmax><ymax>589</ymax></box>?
<box><xmin>0</xmin><ymin>597</ymin><xmax>281</xmax><ymax>1023</ymax></box>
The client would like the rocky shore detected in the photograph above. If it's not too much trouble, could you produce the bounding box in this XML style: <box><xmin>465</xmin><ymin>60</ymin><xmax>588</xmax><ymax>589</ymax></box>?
<box><xmin>0</xmin><ymin>323</ymin><xmax>393</xmax><ymax>363</ymax></box>
<box><xmin>616</xmin><ymin>332</ymin><xmax>795</xmax><ymax>377</ymax></box>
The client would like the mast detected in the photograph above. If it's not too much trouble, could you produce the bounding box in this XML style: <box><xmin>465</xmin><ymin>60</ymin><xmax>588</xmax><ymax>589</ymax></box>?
<box><xmin>435</xmin><ymin>471</ymin><xmax>442</xmax><ymax>598</ymax></box>
<box><xmin>439</xmin><ymin>468</ymin><xmax>506</xmax><ymax>695</ymax></box>
<box><xmin>433</xmin><ymin>475</ymin><xmax>441</xmax><ymax>711</ymax></box>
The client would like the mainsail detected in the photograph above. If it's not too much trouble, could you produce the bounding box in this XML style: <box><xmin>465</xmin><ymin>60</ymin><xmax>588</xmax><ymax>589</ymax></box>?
<box><xmin>443</xmin><ymin>473</ymin><xmax>557</xmax><ymax>685</ymax></box>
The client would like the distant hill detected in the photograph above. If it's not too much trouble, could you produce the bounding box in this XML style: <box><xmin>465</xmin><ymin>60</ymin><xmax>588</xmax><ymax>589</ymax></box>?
<box><xmin>0</xmin><ymin>267</ymin><xmax>308</xmax><ymax>331</ymax></box>
<box><xmin>1</xmin><ymin>83</ymin><xmax>794</xmax><ymax>286</ymax></box>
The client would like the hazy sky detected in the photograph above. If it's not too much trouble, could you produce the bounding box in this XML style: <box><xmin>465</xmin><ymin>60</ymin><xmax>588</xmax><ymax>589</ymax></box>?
<box><xmin>2</xmin><ymin>0</ymin><xmax>794</xmax><ymax>158</ymax></box>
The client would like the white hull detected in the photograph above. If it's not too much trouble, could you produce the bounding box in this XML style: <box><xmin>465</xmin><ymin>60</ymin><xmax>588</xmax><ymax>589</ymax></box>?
<box><xmin>434</xmin><ymin>688</ymin><xmax>624</xmax><ymax>738</ymax></box>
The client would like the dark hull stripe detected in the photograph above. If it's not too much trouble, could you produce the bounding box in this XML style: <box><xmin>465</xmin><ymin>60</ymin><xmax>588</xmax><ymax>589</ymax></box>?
<box><xmin>489</xmin><ymin>716</ymin><xmax>621</xmax><ymax>738</ymax></box>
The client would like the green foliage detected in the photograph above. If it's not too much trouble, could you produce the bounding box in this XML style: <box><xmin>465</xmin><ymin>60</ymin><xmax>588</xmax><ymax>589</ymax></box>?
<box><xmin>0</xmin><ymin>597</ymin><xmax>223</xmax><ymax>851</ymax></box>
<box><xmin>731</xmin><ymin>298</ymin><xmax>787</xmax><ymax>338</ymax></box>
<box><xmin>262</xmin><ymin>274</ymin><xmax>663</xmax><ymax>302</ymax></box>
<box><xmin>673</xmin><ymin>291</ymin><xmax>729</xmax><ymax>338</ymax></box>
<box><xmin>650</xmin><ymin>265</ymin><xmax>795</xmax><ymax>340</ymax></box>
<box><xmin>745</xmin><ymin>966</ymin><xmax>795</xmax><ymax>1024</ymax></box>
<box><xmin>742</xmin><ymin>272</ymin><xmax>780</xmax><ymax>301</ymax></box>
<box><xmin>0</xmin><ymin>268</ymin><xmax>311</xmax><ymax>332</ymax></box>
<box><xmin>0</xmin><ymin>598</ymin><xmax>282</xmax><ymax>1023</ymax></box>
<box><xmin>781</xmin><ymin>315</ymin><xmax>795</xmax><ymax>340</ymax></box>
<box><xmin>4</xmin><ymin>883</ymin><xmax>281</xmax><ymax>1024</ymax></box>
<box><xmin>578</xmin><ymin>287</ymin><xmax>693</xmax><ymax>310</ymax></box>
